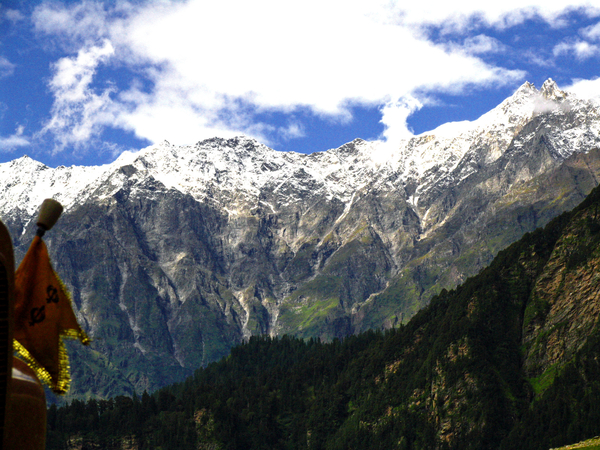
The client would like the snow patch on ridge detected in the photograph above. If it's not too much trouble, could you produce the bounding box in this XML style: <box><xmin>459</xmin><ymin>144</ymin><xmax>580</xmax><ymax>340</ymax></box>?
<box><xmin>0</xmin><ymin>80</ymin><xmax>599</xmax><ymax>227</ymax></box>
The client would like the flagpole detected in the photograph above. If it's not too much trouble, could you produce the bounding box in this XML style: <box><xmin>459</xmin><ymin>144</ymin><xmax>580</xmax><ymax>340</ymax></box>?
<box><xmin>13</xmin><ymin>198</ymin><xmax>89</xmax><ymax>396</ymax></box>
<box><xmin>0</xmin><ymin>219</ymin><xmax>15</xmax><ymax>450</ymax></box>
<box><xmin>8</xmin><ymin>198</ymin><xmax>93</xmax><ymax>450</ymax></box>
<box><xmin>35</xmin><ymin>199</ymin><xmax>64</xmax><ymax>237</ymax></box>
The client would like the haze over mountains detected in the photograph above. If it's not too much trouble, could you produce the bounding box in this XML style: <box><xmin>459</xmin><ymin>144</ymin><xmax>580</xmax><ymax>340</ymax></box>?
<box><xmin>1</xmin><ymin>78</ymin><xmax>600</xmax><ymax>399</ymax></box>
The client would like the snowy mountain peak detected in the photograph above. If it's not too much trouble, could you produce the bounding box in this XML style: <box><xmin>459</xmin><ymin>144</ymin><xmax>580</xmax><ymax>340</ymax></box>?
<box><xmin>514</xmin><ymin>80</ymin><xmax>537</xmax><ymax>94</ymax></box>
<box><xmin>11</xmin><ymin>154</ymin><xmax>47</xmax><ymax>169</ymax></box>
<box><xmin>3</xmin><ymin>77</ymin><xmax>600</xmax><ymax>403</ymax></box>
<box><xmin>540</xmin><ymin>78</ymin><xmax>567</xmax><ymax>101</ymax></box>
<box><xmin>0</xmin><ymin>80</ymin><xmax>599</xmax><ymax>227</ymax></box>
<box><xmin>497</xmin><ymin>81</ymin><xmax>539</xmax><ymax>111</ymax></box>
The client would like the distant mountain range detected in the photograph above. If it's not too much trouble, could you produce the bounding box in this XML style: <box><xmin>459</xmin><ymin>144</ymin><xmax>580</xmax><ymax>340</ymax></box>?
<box><xmin>46</xmin><ymin>182</ymin><xmax>600</xmax><ymax>449</ymax></box>
<box><xmin>1</xmin><ymin>78</ymin><xmax>600</xmax><ymax>399</ymax></box>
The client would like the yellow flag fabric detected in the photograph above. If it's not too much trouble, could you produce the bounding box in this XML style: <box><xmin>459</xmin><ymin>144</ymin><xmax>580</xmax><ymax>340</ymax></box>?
<box><xmin>13</xmin><ymin>235</ymin><xmax>90</xmax><ymax>394</ymax></box>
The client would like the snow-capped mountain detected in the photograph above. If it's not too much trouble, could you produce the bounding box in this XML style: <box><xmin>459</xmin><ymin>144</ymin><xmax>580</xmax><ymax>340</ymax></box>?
<box><xmin>3</xmin><ymin>79</ymin><xmax>598</xmax><ymax>229</ymax></box>
<box><xmin>2</xmin><ymin>78</ymin><xmax>600</xmax><ymax>399</ymax></box>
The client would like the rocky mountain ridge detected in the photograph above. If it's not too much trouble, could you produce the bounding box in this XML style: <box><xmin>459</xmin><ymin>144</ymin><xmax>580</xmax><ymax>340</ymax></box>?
<box><xmin>3</xmin><ymin>79</ymin><xmax>595</xmax><ymax>220</ymax></box>
<box><xmin>45</xmin><ymin>184</ymin><xmax>600</xmax><ymax>449</ymax></box>
<box><xmin>2</xmin><ymin>78</ymin><xmax>600</xmax><ymax>398</ymax></box>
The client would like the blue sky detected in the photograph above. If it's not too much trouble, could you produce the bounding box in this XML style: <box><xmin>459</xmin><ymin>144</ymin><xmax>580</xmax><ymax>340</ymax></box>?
<box><xmin>1</xmin><ymin>1</ymin><xmax>600</xmax><ymax>167</ymax></box>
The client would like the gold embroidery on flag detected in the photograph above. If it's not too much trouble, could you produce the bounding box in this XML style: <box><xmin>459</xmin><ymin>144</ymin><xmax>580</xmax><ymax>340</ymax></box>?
<box><xmin>13</xmin><ymin>235</ymin><xmax>90</xmax><ymax>394</ymax></box>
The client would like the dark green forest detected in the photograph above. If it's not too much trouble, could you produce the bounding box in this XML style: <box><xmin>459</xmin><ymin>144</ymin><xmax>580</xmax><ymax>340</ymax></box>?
<box><xmin>46</xmin><ymin>186</ymin><xmax>600</xmax><ymax>450</ymax></box>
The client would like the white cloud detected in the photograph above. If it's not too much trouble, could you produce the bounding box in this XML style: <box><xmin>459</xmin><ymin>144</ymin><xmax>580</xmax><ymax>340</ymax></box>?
<box><xmin>3</xmin><ymin>8</ymin><xmax>26</xmax><ymax>23</ymax></box>
<box><xmin>31</xmin><ymin>1</ymin><xmax>597</xmax><ymax>152</ymax></box>
<box><xmin>0</xmin><ymin>125</ymin><xmax>30</xmax><ymax>152</ymax></box>
<box><xmin>566</xmin><ymin>77</ymin><xmax>600</xmax><ymax>101</ymax></box>
<box><xmin>389</xmin><ymin>1</ymin><xmax>600</xmax><ymax>32</ymax></box>
<box><xmin>520</xmin><ymin>49</ymin><xmax>555</xmax><ymax>68</ymax></box>
<box><xmin>443</xmin><ymin>34</ymin><xmax>508</xmax><ymax>56</ymax></box>
<box><xmin>0</xmin><ymin>135</ymin><xmax>29</xmax><ymax>152</ymax></box>
<box><xmin>380</xmin><ymin>96</ymin><xmax>423</xmax><ymax>143</ymax></box>
<box><xmin>41</xmin><ymin>39</ymin><xmax>117</xmax><ymax>150</ymax></box>
<box><xmin>553</xmin><ymin>39</ymin><xmax>600</xmax><ymax>60</ymax></box>
<box><xmin>0</xmin><ymin>56</ymin><xmax>15</xmax><ymax>78</ymax></box>
<box><xmin>280</xmin><ymin>122</ymin><xmax>306</xmax><ymax>140</ymax></box>
<box><xmin>462</xmin><ymin>35</ymin><xmax>507</xmax><ymax>54</ymax></box>
<box><xmin>31</xmin><ymin>1</ymin><xmax>113</xmax><ymax>49</ymax></box>
<box><xmin>582</xmin><ymin>21</ymin><xmax>600</xmax><ymax>41</ymax></box>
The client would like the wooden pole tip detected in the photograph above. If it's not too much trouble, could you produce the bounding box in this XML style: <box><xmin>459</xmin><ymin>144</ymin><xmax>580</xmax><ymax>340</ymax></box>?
<box><xmin>37</xmin><ymin>199</ymin><xmax>63</xmax><ymax>231</ymax></box>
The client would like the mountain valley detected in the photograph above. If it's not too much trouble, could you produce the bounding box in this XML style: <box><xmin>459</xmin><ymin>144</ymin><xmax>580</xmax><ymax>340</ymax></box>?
<box><xmin>46</xmin><ymin>183</ymin><xmax>600</xmax><ymax>449</ymax></box>
<box><xmin>1</xmin><ymin>79</ymin><xmax>600</xmax><ymax>399</ymax></box>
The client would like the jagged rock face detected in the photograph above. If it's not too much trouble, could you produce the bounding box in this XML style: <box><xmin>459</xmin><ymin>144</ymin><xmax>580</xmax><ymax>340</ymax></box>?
<box><xmin>522</xmin><ymin>203</ymin><xmax>600</xmax><ymax>378</ymax></box>
<box><xmin>348</xmin><ymin>187</ymin><xmax>600</xmax><ymax>449</ymax></box>
<box><xmin>2</xmin><ymin>79</ymin><xmax>600</xmax><ymax>399</ymax></box>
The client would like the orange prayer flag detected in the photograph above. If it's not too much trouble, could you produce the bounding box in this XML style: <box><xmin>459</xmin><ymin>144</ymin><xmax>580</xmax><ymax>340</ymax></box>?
<box><xmin>13</xmin><ymin>235</ymin><xmax>89</xmax><ymax>394</ymax></box>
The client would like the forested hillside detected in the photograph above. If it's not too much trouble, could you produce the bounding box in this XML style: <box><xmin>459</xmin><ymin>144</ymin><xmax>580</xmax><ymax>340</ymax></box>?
<box><xmin>46</xmin><ymin>186</ymin><xmax>600</xmax><ymax>450</ymax></box>
<box><xmin>4</xmin><ymin>80</ymin><xmax>600</xmax><ymax>401</ymax></box>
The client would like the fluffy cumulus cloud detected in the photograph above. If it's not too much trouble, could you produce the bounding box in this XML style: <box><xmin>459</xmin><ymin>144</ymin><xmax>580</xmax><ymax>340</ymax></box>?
<box><xmin>40</xmin><ymin>39</ymin><xmax>116</xmax><ymax>150</ymax></box>
<box><xmin>380</xmin><ymin>96</ymin><xmax>424</xmax><ymax>143</ymax></box>
<box><xmin>29</xmin><ymin>0</ymin><xmax>600</xmax><ymax>151</ymax></box>
<box><xmin>566</xmin><ymin>77</ymin><xmax>600</xmax><ymax>102</ymax></box>
<box><xmin>551</xmin><ymin>9</ymin><xmax>600</xmax><ymax>61</ymax></box>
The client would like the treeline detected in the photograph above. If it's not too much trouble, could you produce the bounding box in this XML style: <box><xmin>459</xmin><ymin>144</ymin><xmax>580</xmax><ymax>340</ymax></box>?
<box><xmin>46</xmin><ymin>187</ymin><xmax>600</xmax><ymax>450</ymax></box>
<box><xmin>47</xmin><ymin>332</ymin><xmax>392</xmax><ymax>449</ymax></box>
